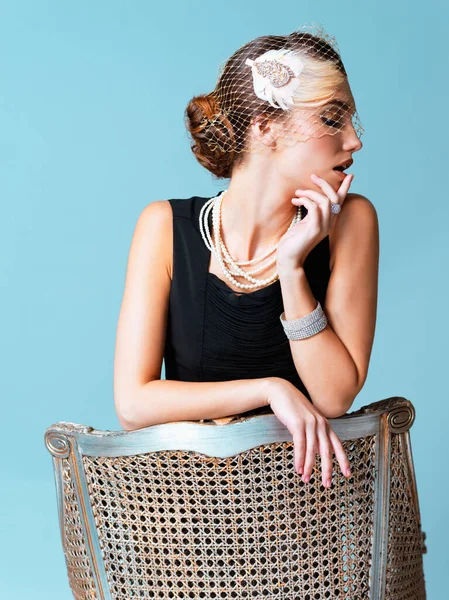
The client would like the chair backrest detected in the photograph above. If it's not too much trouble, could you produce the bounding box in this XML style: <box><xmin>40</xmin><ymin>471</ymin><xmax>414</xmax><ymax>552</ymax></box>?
<box><xmin>44</xmin><ymin>396</ymin><xmax>427</xmax><ymax>600</ymax></box>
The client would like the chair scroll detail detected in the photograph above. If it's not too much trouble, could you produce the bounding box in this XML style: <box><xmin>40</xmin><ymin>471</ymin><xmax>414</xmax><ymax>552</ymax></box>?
<box><xmin>44</xmin><ymin>396</ymin><xmax>427</xmax><ymax>600</ymax></box>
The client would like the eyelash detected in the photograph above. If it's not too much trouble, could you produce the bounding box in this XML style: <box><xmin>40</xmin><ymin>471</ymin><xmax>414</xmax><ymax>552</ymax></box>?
<box><xmin>322</xmin><ymin>117</ymin><xmax>342</xmax><ymax>128</ymax></box>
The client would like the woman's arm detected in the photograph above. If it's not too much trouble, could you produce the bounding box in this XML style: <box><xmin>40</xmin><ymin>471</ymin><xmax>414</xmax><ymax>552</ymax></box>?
<box><xmin>120</xmin><ymin>377</ymin><xmax>270</xmax><ymax>430</ymax></box>
<box><xmin>278</xmin><ymin>194</ymin><xmax>379</xmax><ymax>418</ymax></box>
<box><xmin>113</xmin><ymin>200</ymin><xmax>271</xmax><ymax>430</ymax></box>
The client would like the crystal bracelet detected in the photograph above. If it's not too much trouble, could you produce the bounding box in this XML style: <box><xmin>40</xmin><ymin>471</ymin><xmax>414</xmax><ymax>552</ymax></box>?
<box><xmin>279</xmin><ymin>301</ymin><xmax>328</xmax><ymax>340</ymax></box>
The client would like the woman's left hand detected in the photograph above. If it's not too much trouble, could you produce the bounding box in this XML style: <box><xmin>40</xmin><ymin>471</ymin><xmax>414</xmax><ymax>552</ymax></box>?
<box><xmin>276</xmin><ymin>172</ymin><xmax>354</xmax><ymax>272</ymax></box>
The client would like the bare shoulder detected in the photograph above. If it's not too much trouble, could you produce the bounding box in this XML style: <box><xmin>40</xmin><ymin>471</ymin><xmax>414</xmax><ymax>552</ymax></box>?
<box><xmin>136</xmin><ymin>200</ymin><xmax>174</xmax><ymax>280</ymax></box>
<box><xmin>328</xmin><ymin>193</ymin><xmax>379</xmax><ymax>271</ymax></box>
<box><xmin>138</xmin><ymin>198</ymin><xmax>173</xmax><ymax>225</ymax></box>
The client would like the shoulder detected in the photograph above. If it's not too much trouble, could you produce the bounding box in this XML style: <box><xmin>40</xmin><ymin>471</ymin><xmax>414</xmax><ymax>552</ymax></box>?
<box><xmin>335</xmin><ymin>193</ymin><xmax>378</xmax><ymax>234</ymax></box>
<box><xmin>328</xmin><ymin>193</ymin><xmax>379</xmax><ymax>271</ymax></box>
<box><xmin>135</xmin><ymin>200</ymin><xmax>174</xmax><ymax>279</ymax></box>
<box><xmin>135</xmin><ymin>200</ymin><xmax>173</xmax><ymax>246</ymax></box>
<box><xmin>138</xmin><ymin>199</ymin><xmax>173</xmax><ymax>222</ymax></box>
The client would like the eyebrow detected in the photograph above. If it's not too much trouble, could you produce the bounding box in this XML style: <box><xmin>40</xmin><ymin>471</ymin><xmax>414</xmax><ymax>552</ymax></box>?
<box><xmin>324</xmin><ymin>99</ymin><xmax>356</xmax><ymax>113</ymax></box>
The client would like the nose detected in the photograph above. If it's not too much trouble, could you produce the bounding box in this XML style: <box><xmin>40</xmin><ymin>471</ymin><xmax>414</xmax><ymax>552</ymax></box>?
<box><xmin>343</xmin><ymin>121</ymin><xmax>363</xmax><ymax>152</ymax></box>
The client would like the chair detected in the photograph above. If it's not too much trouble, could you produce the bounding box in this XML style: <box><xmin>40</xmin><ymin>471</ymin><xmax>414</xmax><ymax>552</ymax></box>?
<box><xmin>44</xmin><ymin>396</ymin><xmax>427</xmax><ymax>599</ymax></box>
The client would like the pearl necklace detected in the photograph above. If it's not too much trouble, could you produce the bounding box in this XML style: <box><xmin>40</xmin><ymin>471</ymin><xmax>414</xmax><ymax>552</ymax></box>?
<box><xmin>199</xmin><ymin>189</ymin><xmax>303</xmax><ymax>290</ymax></box>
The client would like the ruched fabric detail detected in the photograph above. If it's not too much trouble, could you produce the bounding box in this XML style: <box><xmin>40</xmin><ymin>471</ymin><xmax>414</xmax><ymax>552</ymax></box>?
<box><xmin>201</xmin><ymin>273</ymin><xmax>310</xmax><ymax>398</ymax></box>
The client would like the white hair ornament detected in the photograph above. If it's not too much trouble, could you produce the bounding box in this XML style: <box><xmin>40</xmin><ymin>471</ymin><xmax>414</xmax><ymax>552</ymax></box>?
<box><xmin>245</xmin><ymin>49</ymin><xmax>305</xmax><ymax>110</ymax></box>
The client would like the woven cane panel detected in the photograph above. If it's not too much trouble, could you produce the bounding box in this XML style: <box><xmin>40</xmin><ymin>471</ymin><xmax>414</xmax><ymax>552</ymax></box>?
<box><xmin>385</xmin><ymin>434</ymin><xmax>426</xmax><ymax>599</ymax></box>
<box><xmin>82</xmin><ymin>436</ymin><xmax>376</xmax><ymax>599</ymax></box>
<box><xmin>61</xmin><ymin>458</ymin><xmax>98</xmax><ymax>599</ymax></box>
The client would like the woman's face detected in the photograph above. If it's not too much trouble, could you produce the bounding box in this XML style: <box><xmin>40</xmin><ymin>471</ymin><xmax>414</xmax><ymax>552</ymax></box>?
<box><xmin>272</xmin><ymin>84</ymin><xmax>363</xmax><ymax>193</ymax></box>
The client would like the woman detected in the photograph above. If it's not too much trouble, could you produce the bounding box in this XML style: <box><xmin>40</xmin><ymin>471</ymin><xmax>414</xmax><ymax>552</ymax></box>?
<box><xmin>113</xmin><ymin>25</ymin><xmax>379</xmax><ymax>491</ymax></box>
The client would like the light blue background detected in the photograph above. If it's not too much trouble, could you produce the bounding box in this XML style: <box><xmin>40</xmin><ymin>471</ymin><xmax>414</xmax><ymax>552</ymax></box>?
<box><xmin>1</xmin><ymin>0</ymin><xmax>447</xmax><ymax>597</ymax></box>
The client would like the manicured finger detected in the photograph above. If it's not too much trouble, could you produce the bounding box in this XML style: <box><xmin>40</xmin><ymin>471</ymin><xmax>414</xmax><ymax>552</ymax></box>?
<box><xmin>291</xmin><ymin>196</ymin><xmax>320</xmax><ymax>212</ymax></box>
<box><xmin>317</xmin><ymin>423</ymin><xmax>334</xmax><ymax>488</ymax></box>
<box><xmin>311</xmin><ymin>172</ymin><xmax>353</xmax><ymax>204</ymax></box>
<box><xmin>293</xmin><ymin>428</ymin><xmax>306</xmax><ymax>474</ymax></box>
<box><xmin>302</xmin><ymin>423</ymin><xmax>317</xmax><ymax>483</ymax></box>
<box><xmin>294</xmin><ymin>188</ymin><xmax>326</xmax><ymax>201</ymax></box>
<box><xmin>296</xmin><ymin>185</ymin><xmax>331</xmax><ymax>202</ymax></box>
<box><xmin>291</xmin><ymin>196</ymin><xmax>321</xmax><ymax>227</ymax></box>
<box><xmin>295</xmin><ymin>189</ymin><xmax>334</xmax><ymax>211</ymax></box>
<box><xmin>328</xmin><ymin>428</ymin><xmax>352</xmax><ymax>478</ymax></box>
<box><xmin>294</xmin><ymin>189</ymin><xmax>333</xmax><ymax>228</ymax></box>
<box><xmin>309</xmin><ymin>174</ymin><xmax>339</xmax><ymax>203</ymax></box>
<box><xmin>336</xmin><ymin>173</ymin><xmax>354</xmax><ymax>198</ymax></box>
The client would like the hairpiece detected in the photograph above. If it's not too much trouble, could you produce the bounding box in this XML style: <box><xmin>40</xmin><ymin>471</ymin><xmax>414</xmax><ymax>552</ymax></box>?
<box><xmin>245</xmin><ymin>49</ymin><xmax>304</xmax><ymax>110</ymax></box>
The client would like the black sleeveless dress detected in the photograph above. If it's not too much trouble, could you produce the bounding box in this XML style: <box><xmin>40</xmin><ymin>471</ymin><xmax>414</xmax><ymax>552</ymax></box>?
<box><xmin>163</xmin><ymin>192</ymin><xmax>331</xmax><ymax>411</ymax></box>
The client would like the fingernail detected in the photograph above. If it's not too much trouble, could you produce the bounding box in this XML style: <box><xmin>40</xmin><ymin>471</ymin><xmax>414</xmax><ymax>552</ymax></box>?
<box><xmin>311</xmin><ymin>173</ymin><xmax>319</xmax><ymax>180</ymax></box>
<box><xmin>345</xmin><ymin>468</ymin><xmax>351</xmax><ymax>477</ymax></box>
<box><xmin>302</xmin><ymin>475</ymin><xmax>310</xmax><ymax>483</ymax></box>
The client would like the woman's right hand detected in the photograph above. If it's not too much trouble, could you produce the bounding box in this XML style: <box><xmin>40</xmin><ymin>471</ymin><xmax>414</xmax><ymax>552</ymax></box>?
<box><xmin>263</xmin><ymin>377</ymin><xmax>352</xmax><ymax>488</ymax></box>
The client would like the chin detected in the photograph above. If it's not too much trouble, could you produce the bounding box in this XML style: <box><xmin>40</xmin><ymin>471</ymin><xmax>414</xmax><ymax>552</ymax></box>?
<box><xmin>311</xmin><ymin>172</ymin><xmax>340</xmax><ymax>192</ymax></box>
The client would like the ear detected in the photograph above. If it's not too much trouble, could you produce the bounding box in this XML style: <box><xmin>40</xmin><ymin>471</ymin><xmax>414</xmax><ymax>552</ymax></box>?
<box><xmin>249</xmin><ymin>114</ymin><xmax>278</xmax><ymax>148</ymax></box>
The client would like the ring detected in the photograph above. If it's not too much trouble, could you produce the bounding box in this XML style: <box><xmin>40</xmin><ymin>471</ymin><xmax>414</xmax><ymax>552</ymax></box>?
<box><xmin>331</xmin><ymin>203</ymin><xmax>341</xmax><ymax>214</ymax></box>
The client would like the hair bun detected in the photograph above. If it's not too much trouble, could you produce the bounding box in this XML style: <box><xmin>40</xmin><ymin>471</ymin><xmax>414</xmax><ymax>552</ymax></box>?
<box><xmin>184</xmin><ymin>92</ymin><xmax>235</xmax><ymax>179</ymax></box>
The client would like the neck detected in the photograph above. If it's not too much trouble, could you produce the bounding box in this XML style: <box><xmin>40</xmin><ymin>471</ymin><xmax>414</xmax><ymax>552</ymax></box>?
<box><xmin>215</xmin><ymin>168</ymin><xmax>298</xmax><ymax>263</ymax></box>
